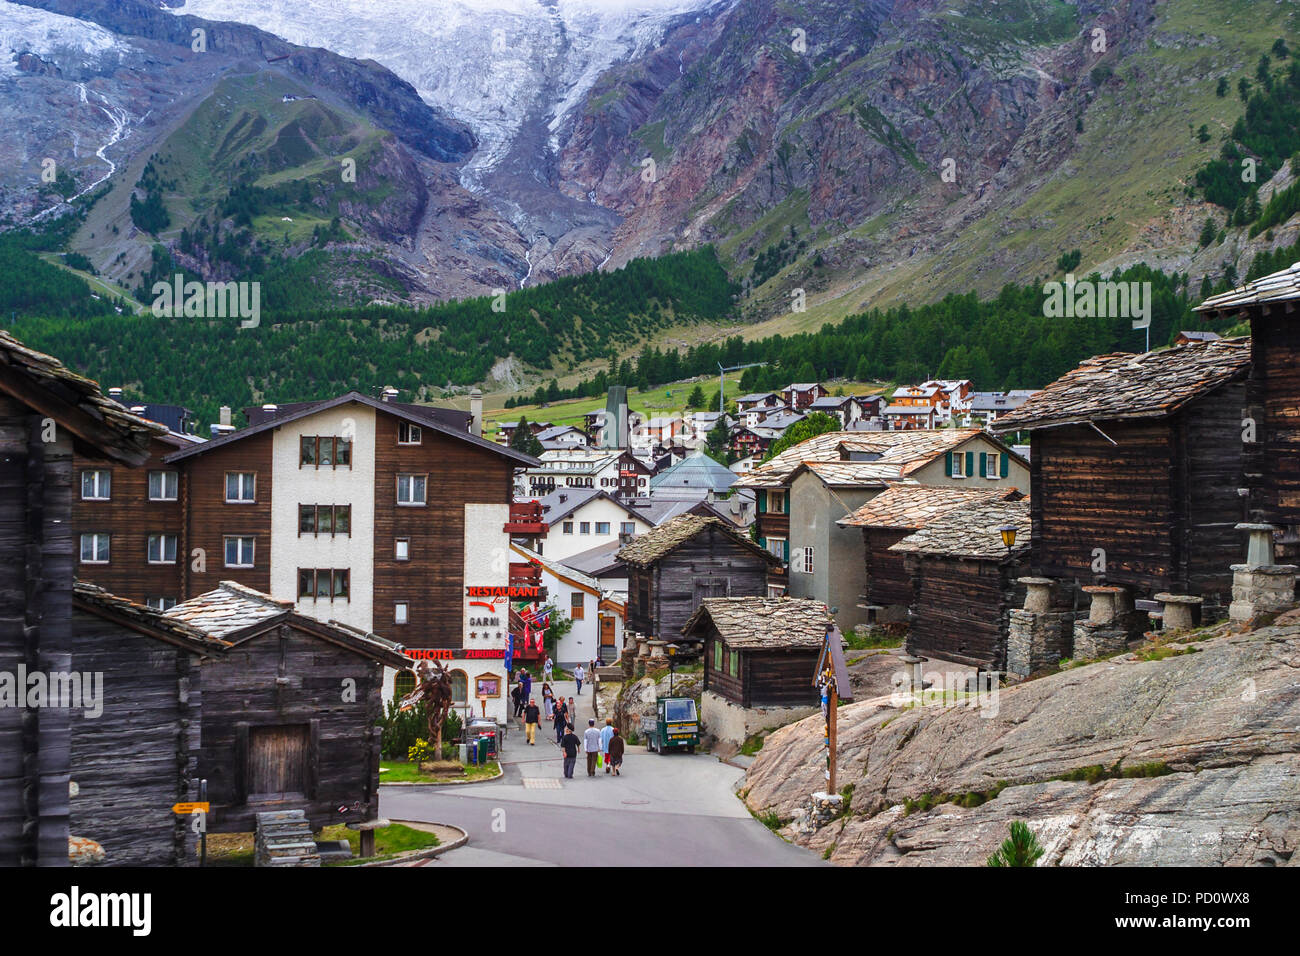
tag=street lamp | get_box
[998,525,1018,554]
[665,643,679,695]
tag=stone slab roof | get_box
[73,581,226,653]
[990,339,1250,433]
[839,485,1023,529]
[681,597,832,648]
[734,428,984,488]
[889,499,1031,561]
[616,514,778,568]
[1196,261,1300,317]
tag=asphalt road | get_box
[381,679,822,867]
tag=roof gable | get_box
[682,597,831,647]
[617,514,779,568]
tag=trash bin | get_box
[458,743,468,764]
[467,740,478,765]
[477,736,490,764]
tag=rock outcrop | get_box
[742,624,1300,866]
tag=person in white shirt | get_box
[582,718,602,776]
[599,718,615,774]
[574,663,585,695]
[543,656,554,681]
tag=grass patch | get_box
[321,822,439,865]
[1055,760,1172,784]
[843,628,905,651]
[739,732,767,757]
[755,809,784,831]
[902,780,1010,816]
[381,758,499,783]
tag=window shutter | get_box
[759,536,767,550]
[945,451,953,476]
[783,540,790,562]
[979,453,987,478]
[966,451,975,477]
[757,491,766,513]
[1000,453,1009,478]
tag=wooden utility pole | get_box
[827,673,838,794]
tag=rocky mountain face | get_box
[741,620,1300,866]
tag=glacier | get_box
[0,0,134,76]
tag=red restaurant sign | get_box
[467,585,541,599]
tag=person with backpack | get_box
[607,727,625,776]
[552,697,568,745]
[599,717,615,774]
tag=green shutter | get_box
[1000,452,1009,478]
[759,536,767,550]
[783,540,790,562]
[966,451,975,477]
[783,493,790,514]
[978,453,987,478]
[945,451,953,476]
[757,490,766,513]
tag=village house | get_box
[519,448,652,499]
[735,429,1029,629]
[890,498,1031,671]
[535,424,591,451]
[734,391,782,414]
[781,383,829,409]
[633,415,690,452]
[649,449,739,500]
[0,330,162,866]
[530,487,654,562]
[70,583,222,866]
[619,514,781,653]
[163,582,409,834]
[685,597,832,747]
[990,339,1251,624]
[964,390,1037,427]
[510,544,626,666]
[1173,330,1222,346]
[687,410,731,444]
[839,483,1024,625]
[805,394,865,428]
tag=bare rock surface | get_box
[742,625,1300,866]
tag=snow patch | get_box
[0,0,132,76]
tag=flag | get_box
[504,632,514,672]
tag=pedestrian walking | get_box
[574,663,585,695]
[607,727,624,776]
[521,670,532,702]
[543,656,554,682]
[599,717,615,774]
[541,682,554,717]
[583,718,602,776]
[524,698,540,746]
[567,697,576,728]
[552,698,569,744]
[510,682,523,718]
[560,724,580,778]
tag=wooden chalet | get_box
[990,339,1251,612]
[839,484,1024,624]
[1198,266,1300,561]
[685,597,829,709]
[163,581,409,833]
[71,583,224,866]
[0,330,162,866]
[890,498,1031,670]
[617,514,780,651]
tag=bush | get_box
[381,698,464,759]
[987,821,1045,867]
[408,738,434,763]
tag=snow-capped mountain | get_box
[0,0,134,76]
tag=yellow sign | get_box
[172,802,209,814]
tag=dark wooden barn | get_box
[163,581,409,833]
[0,331,161,866]
[891,498,1030,670]
[840,485,1023,624]
[685,597,829,708]
[70,583,223,866]
[991,340,1251,613]
[617,514,780,651]
[1198,268,1300,561]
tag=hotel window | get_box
[579,522,590,534]
[225,472,256,503]
[595,522,610,535]
[80,533,110,564]
[620,522,635,535]
[449,669,467,701]
[148,470,178,501]
[224,536,255,568]
[299,504,351,536]
[397,473,427,506]
[394,602,409,625]
[146,597,177,611]
[301,436,352,469]
[766,536,787,561]
[81,470,111,500]
[394,669,417,700]
[562,522,574,535]
[395,538,410,561]
[398,421,422,445]
[571,590,585,621]
[147,534,178,564]
[298,569,350,600]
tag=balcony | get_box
[504,501,548,536]
[509,561,543,588]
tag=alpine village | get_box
[2,0,1300,881]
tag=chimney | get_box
[381,386,398,403]
[107,387,124,401]
[262,403,278,415]
[219,406,232,427]
[210,423,235,439]
[470,387,483,437]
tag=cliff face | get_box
[742,622,1300,866]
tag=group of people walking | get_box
[509,666,624,778]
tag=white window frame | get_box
[148,470,179,501]
[562,522,574,534]
[950,455,966,478]
[766,536,786,560]
[225,472,256,503]
[398,421,422,445]
[620,522,635,535]
[595,522,610,535]
[147,533,178,565]
[81,470,111,501]
[146,596,177,611]
[396,473,427,506]
[80,533,110,564]
[984,452,1000,477]
[223,535,255,568]
[395,538,410,561]
[394,601,410,625]
[579,522,591,535]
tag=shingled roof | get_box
[888,499,1030,561]
[838,484,1023,529]
[733,429,984,489]
[616,514,779,568]
[1196,261,1300,317]
[72,581,226,654]
[0,330,164,465]
[681,597,832,648]
[989,339,1250,434]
